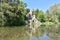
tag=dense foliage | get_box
[0,0,60,26]
[0,0,27,26]
[32,3,60,23]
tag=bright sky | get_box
[23,0,60,11]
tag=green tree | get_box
[45,10,54,22]
[0,0,27,26]
[49,3,60,22]
[58,14,60,22]
[38,10,45,22]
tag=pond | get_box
[26,25,60,40]
[0,25,60,40]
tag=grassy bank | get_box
[42,22,60,25]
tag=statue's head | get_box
[29,10,32,14]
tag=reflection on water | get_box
[39,33,50,40]
[30,33,50,40]
[28,25,60,40]
[0,25,60,40]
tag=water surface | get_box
[0,25,60,40]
